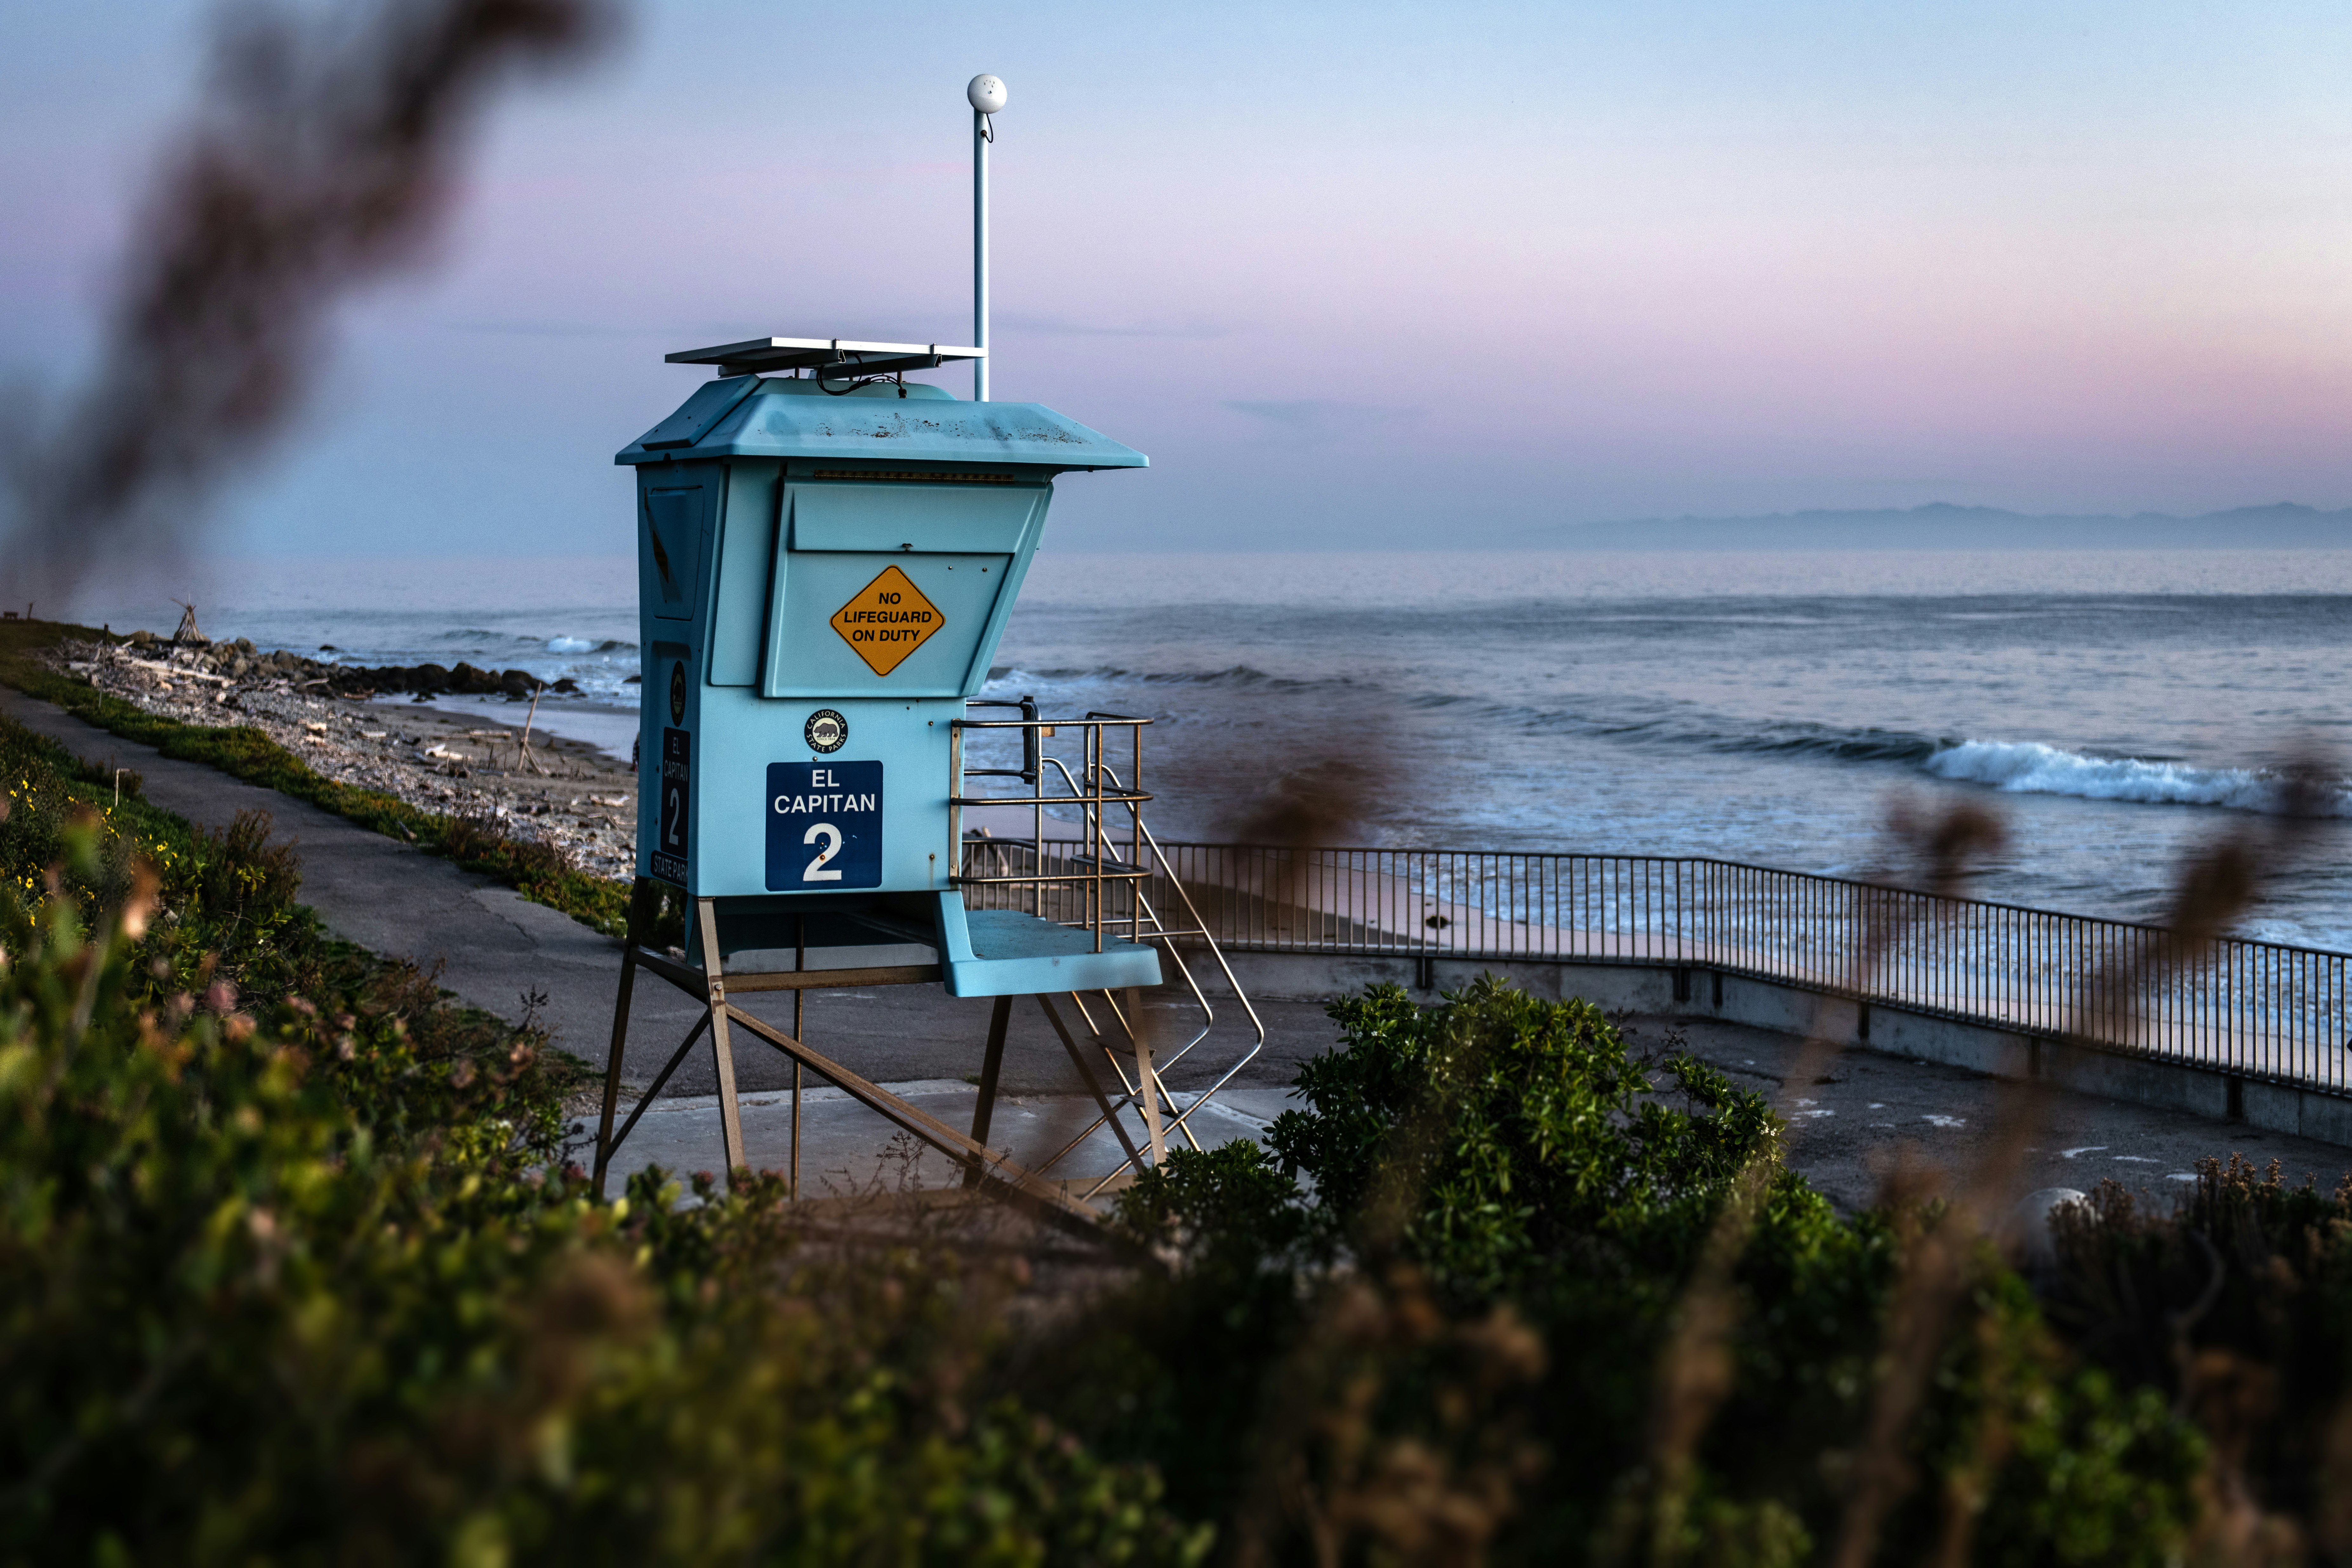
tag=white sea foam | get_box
[545,635,595,653]
[1924,740,2344,814]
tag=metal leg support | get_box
[1127,984,1166,1163]
[792,915,804,1200]
[1036,993,1148,1172]
[592,945,638,1201]
[963,994,1014,1188]
[697,899,747,1184]
[599,1013,710,1181]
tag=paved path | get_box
[1651,1016,2352,1213]
[15,686,2349,1215]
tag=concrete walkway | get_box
[14,685,2349,1215]
[1657,1015,2352,1213]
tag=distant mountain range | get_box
[1543,502,2352,550]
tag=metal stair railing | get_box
[949,709,1265,1195]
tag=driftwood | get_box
[123,655,232,687]
[516,682,553,776]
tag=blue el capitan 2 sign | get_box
[766,761,883,889]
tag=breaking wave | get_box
[1709,724,1943,764]
[1923,740,2348,815]
[984,659,2345,819]
[987,663,1349,695]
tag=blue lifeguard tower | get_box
[592,337,1258,1222]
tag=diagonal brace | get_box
[596,1012,712,1186]
[1035,994,1149,1171]
[719,1004,1103,1230]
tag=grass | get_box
[0,616,636,937]
[0,697,603,1110]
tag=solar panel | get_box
[666,336,986,379]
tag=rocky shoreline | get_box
[38,634,642,881]
[119,627,612,701]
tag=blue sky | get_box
[6,0,2352,556]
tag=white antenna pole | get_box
[973,108,987,402]
[967,75,1006,402]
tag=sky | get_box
[5,0,2352,558]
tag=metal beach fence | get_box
[998,844,2352,1099]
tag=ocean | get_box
[65,548,2352,953]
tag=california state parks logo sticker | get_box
[804,709,848,754]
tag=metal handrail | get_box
[1117,843,2352,1099]
[949,711,1150,950]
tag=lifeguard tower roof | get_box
[617,334,1148,473]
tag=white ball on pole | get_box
[968,76,1004,401]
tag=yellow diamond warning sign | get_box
[831,565,945,676]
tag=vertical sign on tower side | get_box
[652,728,691,886]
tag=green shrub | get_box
[1267,978,1780,1291]
[1050,978,2209,1564]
